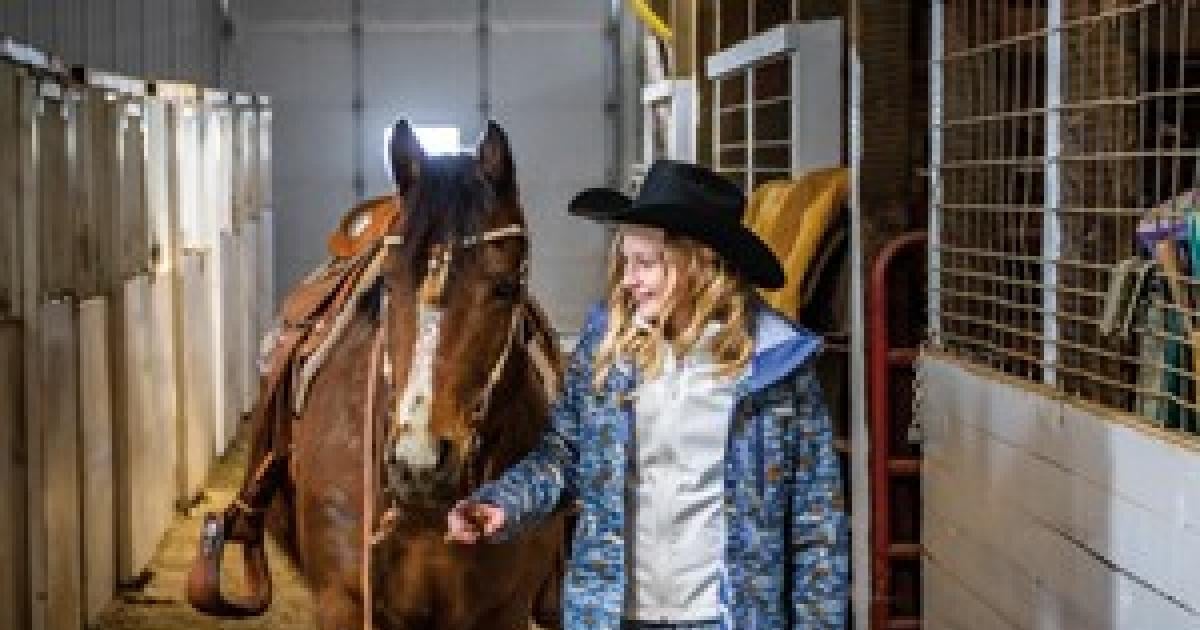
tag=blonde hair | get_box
[592,229,754,389]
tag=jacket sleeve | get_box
[468,311,599,541]
[788,365,850,628]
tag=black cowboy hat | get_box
[569,159,785,289]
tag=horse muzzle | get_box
[386,435,460,495]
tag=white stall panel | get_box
[238,222,258,413]
[257,210,276,336]
[112,275,158,579]
[35,299,82,630]
[147,272,178,539]
[179,250,216,498]
[78,297,114,625]
[220,231,245,444]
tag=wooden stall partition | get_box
[179,250,216,499]
[143,97,180,540]
[35,78,76,299]
[158,81,216,504]
[77,297,115,625]
[30,299,83,630]
[1,63,22,320]
[145,271,178,542]
[202,95,237,454]
[238,219,258,412]
[0,321,27,630]
[256,99,274,331]
[110,274,159,580]
[220,229,245,441]
[257,209,275,344]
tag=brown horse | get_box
[187,121,568,629]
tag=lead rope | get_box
[361,290,389,630]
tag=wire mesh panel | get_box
[709,15,843,192]
[932,0,1200,434]
[936,1,1048,382]
[713,52,795,191]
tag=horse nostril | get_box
[436,438,454,472]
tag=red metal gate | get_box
[869,231,926,630]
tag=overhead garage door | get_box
[241,0,616,330]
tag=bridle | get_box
[360,223,535,630]
[380,223,530,492]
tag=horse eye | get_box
[492,278,521,301]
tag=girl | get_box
[447,160,848,629]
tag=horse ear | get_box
[476,121,516,194]
[388,119,424,196]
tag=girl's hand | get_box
[445,500,506,544]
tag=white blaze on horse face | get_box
[391,304,443,471]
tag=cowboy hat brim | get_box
[569,188,785,289]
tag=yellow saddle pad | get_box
[745,168,849,317]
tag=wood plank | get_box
[90,99,121,294]
[111,275,157,579]
[39,299,82,630]
[21,76,45,630]
[37,94,74,297]
[147,271,178,541]
[0,322,27,630]
[923,558,1018,630]
[0,64,19,319]
[924,416,1200,629]
[178,251,215,499]
[74,93,99,298]
[220,231,244,439]
[78,297,114,625]
[119,102,148,279]
[258,210,275,333]
[924,356,1200,614]
[208,237,232,455]
[239,222,258,413]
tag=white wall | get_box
[238,0,621,331]
[919,355,1200,629]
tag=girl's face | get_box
[618,226,670,319]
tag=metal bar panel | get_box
[847,1,869,626]
[932,0,1200,431]
[930,0,945,346]
[1043,0,1063,386]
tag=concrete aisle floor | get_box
[95,438,318,629]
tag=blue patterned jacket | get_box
[473,302,848,629]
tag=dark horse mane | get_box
[397,155,502,286]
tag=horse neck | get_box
[477,345,548,477]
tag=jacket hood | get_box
[580,299,822,394]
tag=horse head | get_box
[383,119,531,500]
